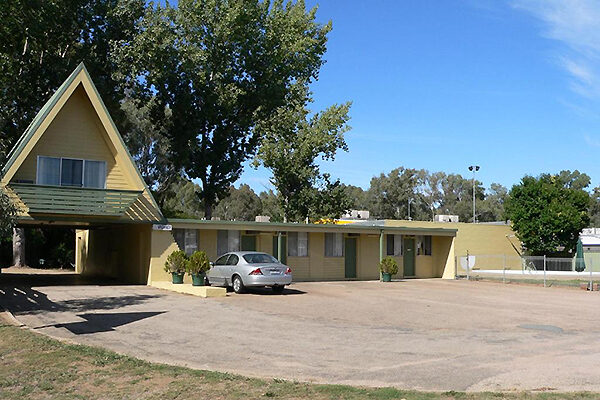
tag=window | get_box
[215,254,229,265]
[217,230,240,256]
[243,253,278,264]
[36,156,106,188]
[84,160,107,188]
[417,235,432,256]
[324,233,343,257]
[386,234,403,256]
[37,157,61,185]
[61,158,83,186]
[288,232,308,257]
[173,229,198,256]
[226,254,239,265]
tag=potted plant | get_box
[187,250,211,286]
[164,250,188,284]
[379,256,399,282]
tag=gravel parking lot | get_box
[2,274,600,392]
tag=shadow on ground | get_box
[34,311,166,334]
[241,286,306,296]
[0,285,162,316]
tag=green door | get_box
[241,235,256,251]
[403,237,415,276]
[345,237,357,279]
[272,235,287,264]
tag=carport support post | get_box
[379,230,384,282]
[277,231,283,262]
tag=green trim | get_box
[167,218,457,236]
[2,63,86,178]
[15,214,160,226]
[79,66,164,220]
[1,63,164,222]
[10,183,142,217]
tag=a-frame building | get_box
[1,63,163,283]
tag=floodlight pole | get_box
[468,165,480,223]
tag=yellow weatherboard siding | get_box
[384,220,519,257]
[2,63,162,223]
[13,86,128,189]
[152,222,460,283]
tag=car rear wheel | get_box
[232,275,245,294]
[272,285,285,294]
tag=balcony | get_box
[8,183,143,217]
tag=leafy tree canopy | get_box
[214,184,263,221]
[114,0,332,219]
[254,83,352,222]
[505,171,591,256]
[0,0,145,164]
[0,188,17,241]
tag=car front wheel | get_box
[232,275,245,294]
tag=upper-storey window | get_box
[37,156,106,189]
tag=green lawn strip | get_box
[0,323,595,400]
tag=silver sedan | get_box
[207,251,292,294]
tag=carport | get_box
[1,63,163,284]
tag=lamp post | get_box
[468,165,480,223]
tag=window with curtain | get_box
[61,158,83,186]
[36,156,106,188]
[217,230,240,256]
[173,229,198,256]
[386,234,402,256]
[84,160,106,188]
[324,233,343,257]
[37,156,61,185]
[288,232,308,257]
[417,235,432,256]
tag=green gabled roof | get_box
[2,63,86,178]
[0,62,165,222]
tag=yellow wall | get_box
[77,224,151,284]
[154,225,457,282]
[13,86,129,189]
[8,81,162,223]
[385,220,519,257]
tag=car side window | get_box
[227,254,239,265]
[215,255,229,265]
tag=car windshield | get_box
[243,253,279,264]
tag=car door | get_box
[224,254,240,285]
[210,254,230,286]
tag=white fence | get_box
[457,254,600,288]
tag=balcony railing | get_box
[8,183,143,217]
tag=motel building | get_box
[0,64,518,285]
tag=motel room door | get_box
[403,237,415,276]
[345,237,357,279]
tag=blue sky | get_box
[240,0,600,193]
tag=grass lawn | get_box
[0,322,597,400]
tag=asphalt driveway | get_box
[2,273,600,392]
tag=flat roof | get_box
[167,218,457,236]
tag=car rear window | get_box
[243,253,278,264]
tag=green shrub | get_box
[186,251,211,275]
[379,256,399,275]
[164,250,188,274]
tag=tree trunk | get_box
[204,202,213,221]
[12,227,26,267]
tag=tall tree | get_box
[254,84,351,222]
[505,173,591,256]
[162,180,204,219]
[259,190,284,222]
[214,184,262,221]
[114,0,332,219]
[367,167,425,220]
[0,189,16,241]
[0,0,145,164]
